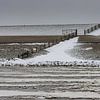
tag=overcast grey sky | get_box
[0,0,100,25]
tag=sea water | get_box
[0,24,95,36]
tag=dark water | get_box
[0,24,95,36]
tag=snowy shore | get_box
[0,29,100,66]
[0,29,100,99]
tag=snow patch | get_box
[89,29,100,36]
[26,37,80,63]
[0,90,100,98]
[85,47,93,51]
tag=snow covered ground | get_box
[0,90,100,98]
[89,29,100,36]
[0,29,99,66]
[0,37,88,66]
[0,65,100,99]
[0,29,100,66]
[2,43,47,45]
[0,29,100,99]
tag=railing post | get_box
[91,27,93,32]
[84,30,86,35]
[68,34,70,39]
[39,45,42,50]
[18,54,20,58]
[98,24,100,28]
[48,42,50,47]
[87,29,89,33]
[43,43,46,49]
[94,25,97,30]
[75,29,77,36]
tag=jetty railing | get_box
[84,24,100,35]
[62,29,77,40]
[18,29,78,59]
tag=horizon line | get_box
[0,23,98,27]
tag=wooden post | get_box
[94,25,96,30]
[36,47,38,52]
[32,47,37,53]
[75,29,77,36]
[48,42,50,47]
[43,43,46,49]
[36,47,39,52]
[71,33,73,38]
[26,51,29,57]
[87,29,90,33]
[91,27,93,32]
[73,33,75,37]
[31,48,33,53]
[98,24,100,28]
[18,55,20,58]
[95,25,98,30]
[67,34,70,40]
[84,30,86,35]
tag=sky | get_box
[0,0,100,25]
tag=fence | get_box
[18,29,78,59]
[62,29,77,39]
[84,24,100,35]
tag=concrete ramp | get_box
[78,35,100,43]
